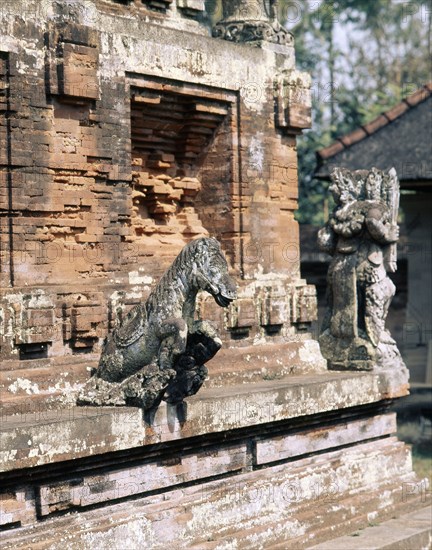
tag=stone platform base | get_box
[0,371,427,549]
[310,506,432,550]
[0,339,326,416]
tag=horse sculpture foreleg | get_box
[112,317,188,411]
[156,317,188,371]
[191,320,221,342]
[163,320,222,404]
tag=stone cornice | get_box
[213,19,293,45]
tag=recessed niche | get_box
[140,0,174,13]
[18,343,49,360]
[130,85,230,239]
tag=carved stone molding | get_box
[59,43,100,100]
[177,0,205,16]
[213,0,293,45]
[141,0,174,12]
[275,70,312,132]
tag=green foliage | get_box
[288,0,432,225]
[204,1,430,225]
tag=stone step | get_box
[307,505,432,550]
[190,484,426,549]
[0,341,320,391]
[0,361,94,413]
[1,390,76,416]
[0,372,406,473]
[267,492,429,550]
[0,440,425,549]
[0,362,93,395]
[0,354,99,372]
[0,341,325,413]
[205,341,326,387]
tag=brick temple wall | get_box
[0,0,322,390]
[0,5,424,548]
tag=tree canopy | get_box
[205,1,431,224]
[280,0,431,224]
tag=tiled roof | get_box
[318,83,432,161]
[314,83,432,185]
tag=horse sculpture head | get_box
[190,237,237,307]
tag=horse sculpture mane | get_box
[146,237,221,315]
[77,237,237,414]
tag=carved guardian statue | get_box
[77,238,237,411]
[318,167,407,372]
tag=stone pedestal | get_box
[1,370,428,548]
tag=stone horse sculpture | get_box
[77,237,237,412]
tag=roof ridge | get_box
[318,83,432,160]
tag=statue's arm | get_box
[366,207,399,244]
[317,223,336,255]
